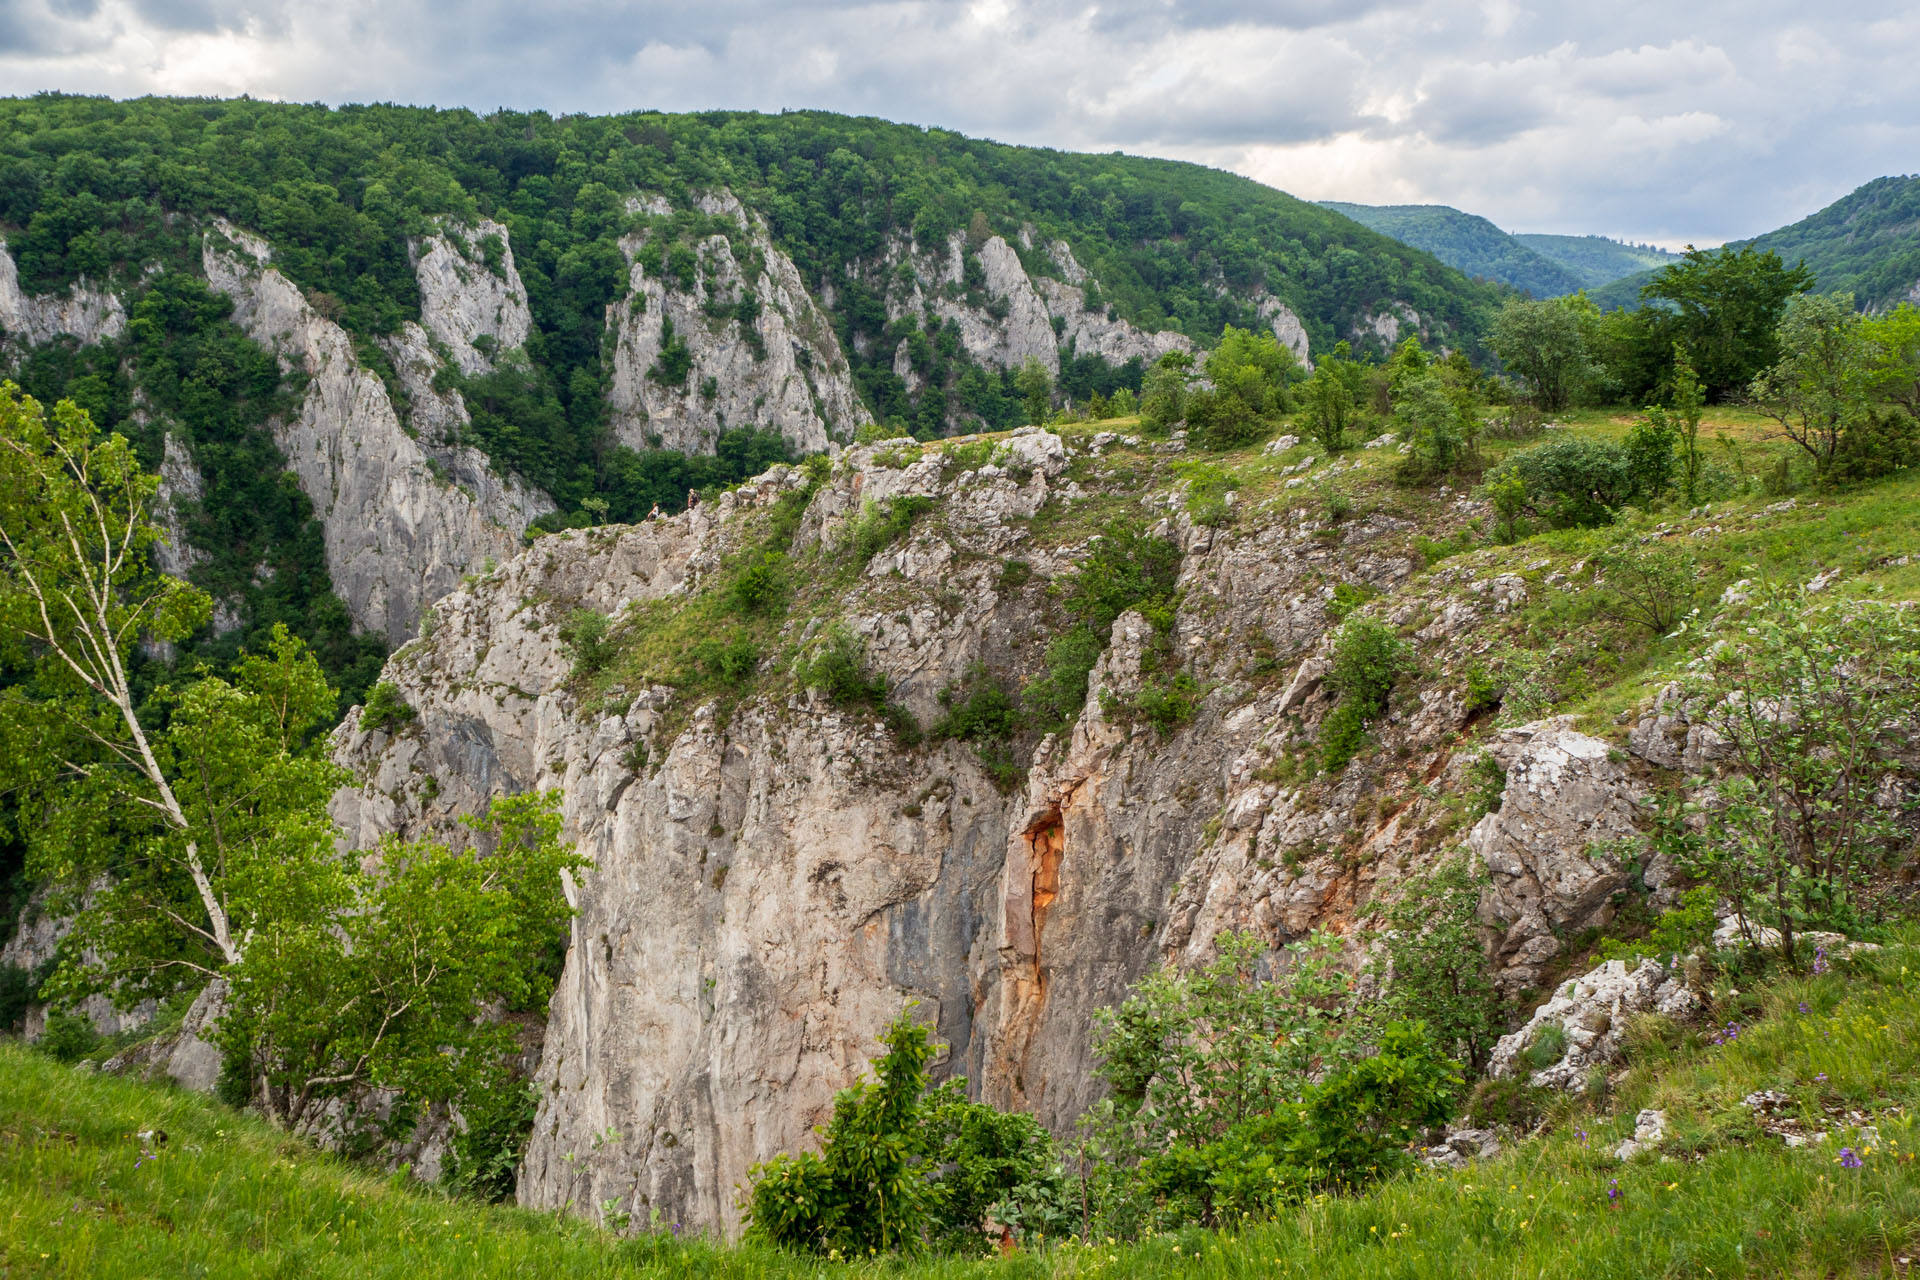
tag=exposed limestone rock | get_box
[1489,957,1695,1091]
[1034,241,1193,370]
[604,192,868,455]
[153,431,207,580]
[0,238,126,349]
[409,219,533,375]
[1615,1108,1667,1161]
[1253,295,1311,364]
[1421,1125,1502,1168]
[1471,718,1647,990]
[1353,302,1420,351]
[202,220,534,644]
[323,428,1526,1238]
[1,891,154,1041]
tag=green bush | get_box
[729,550,789,615]
[1490,438,1633,528]
[1059,518,1182,636]
[442,1078,537,1204]
[693,635,761,688]
[745,1012,1052,1257]
[1107,671,1205,736]
[360,680,417,734]
[1591,542,1698,634]
[1377,855,1507,1074]
[1319,615,1411,772]
[39,1009,101,1063]
[1465,1076,1552,1130]
[557,608,615,679]
[799,627,922,744]
[849,496,936,568]
[1022,626,1104,734]
[1523,1022,1569,1071]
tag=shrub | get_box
[443,1078,538,1204]
[1676,591,1920,963]
[798,626,888,708]
[39,1008,100,1063]
[1601,885,1716,965]
[849,495,936,568]
[1482,467,1528,543]
[693,635,761,688]
[1059,518,1181,636]
[1022,626,1104,733]
[1490,438,1633,528]
[1591,542,1698,634]
[361,680,417,733]
[1523,1022,1569,1071]
[1622,413,1678,501]
[729,550,788,615]
[1377,855,1507,1074]
[1465,1077,1551,1130]
[934,666,1019,743]
[1107,670,1204,736]
[745,1012,1052,1257]
[1319,615,1410,772]
[557,608,615,678]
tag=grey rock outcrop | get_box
[0,238,126,349]
[1,891,154,1041]
[605,191,868,455]
[202,221,539,644]
[409,219,533,375]
[1489,957,1695,1091]
[1471,718,1647,990]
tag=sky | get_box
[1,0,1916,248]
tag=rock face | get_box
[327,427,1511,1238]
[1488,957,1695,1092]
[0,892,153,1042]
[409,219,534,375]
[202,221,544,644]
[1470,719,1647,991]
[604,190,869,455]
[0,238,126,349]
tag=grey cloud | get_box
[2,0,1918,246]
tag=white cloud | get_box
[0,0,1915,245]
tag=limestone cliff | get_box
[605,191,870,455]
[325,424,1664,1237]
[0,238,126,350]
[202,221,548,644]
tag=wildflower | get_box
[1798,1002,1810,1014]
[1838,1148,1863,1169]
[1813,946,1829,975]
[1576,1129,1589,1145]
[1815,1072,1829,1083]
[1608,1179,1621,1203]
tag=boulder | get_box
[1489,957,1695,1092]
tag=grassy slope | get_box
[6,936,1919,1278]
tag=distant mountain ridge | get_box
[1590,175,1920,311]
[1511,234,1679,291]
[1319,202,1585,297]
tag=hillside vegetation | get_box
[1319,202,1585,297]
[1511,233,1679,290]
[1593,175,1920,312]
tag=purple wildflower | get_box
[1812,946,1829,975]
[1607,1179,1621,1203]
[1838,1148,1863,1169]
[1798,1002,1810,1014]
[1576,1129,1589,1146]
[1815,1072,1828,1084]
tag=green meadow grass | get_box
[7,938,1920,1278]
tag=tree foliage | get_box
[1679,590,1920,965]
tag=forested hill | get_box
[1318,201,1585,298]
[1592,175,1920,311]
[0,95,1505,700]
[1511,232,1678,290]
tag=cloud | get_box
[0,0,1916,245]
